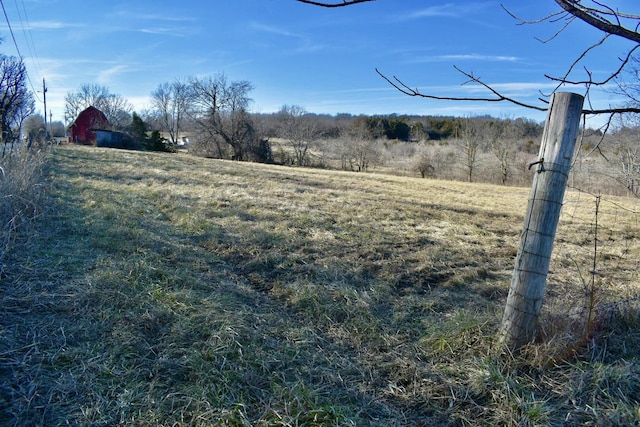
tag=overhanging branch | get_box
[585,106,640,115]
[299,1,640,118]
[554,0,640,43]
[375,67,548,111]
[545,44,640,86]
[376,67,640,116]
[295,0,373,7]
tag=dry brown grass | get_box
[1,144,638,426]
[0,145,47,276]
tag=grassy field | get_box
[1,144,639,426]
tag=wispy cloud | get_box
[250,23,304,39]
[405,53,521,65]
[109,9,196,23]
[103,8,197,36]
[406,4,458,19]
[97,64,129,85]
[440,54,519,62]
[397,2,494,22]
[249,23,325,56]
[320,87,395,95]
[135,14,196,23]
[23,20,84,30]
[137,27,183,35]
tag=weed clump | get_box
[0,145,46,274]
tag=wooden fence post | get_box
[499,91,584,350]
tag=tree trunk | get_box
[499,92,584,350]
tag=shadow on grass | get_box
[1,146,638,426]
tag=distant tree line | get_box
[59,71,547,162]
[56,72,640,196]
[56,77,550,181]
[0,51,634,194]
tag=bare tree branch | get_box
[295,0,373,7]
[376,67,640,116]
[545,35,609,90]
[554,0,640,43]
[301,1,640,117]
[585,106,640,115]
[545,44,640,86]
[375,67,548,111]
[501,4,566,26]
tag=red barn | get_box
[69,106,109,144]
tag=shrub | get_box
[146,130,175,152]
[414,153,435,178]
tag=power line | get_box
[0,0,42,102]
[0,0,21,56]
[14,0,43,79]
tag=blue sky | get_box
[0,1,636,126]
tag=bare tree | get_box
[484,119,518,185]
[414,152,435,178]
[606,123,640,196]
[0,54,34,153]
[150,80,191,147]
[617,142,640,196]
[104,102,133,131]
[64,83,133,130]
[189,74,257,161]
[456,117,483,183]
[339,119,380,171]
[276,105,320,166]
[64,83,108,124]
[613,55,640,112]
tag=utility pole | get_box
[42,77,48,137]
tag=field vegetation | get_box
[0,145,46,276]
[1,144,639,425]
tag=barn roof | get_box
[69,106,108,129]
[69,106,110,144]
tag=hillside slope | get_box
[1,145,638,426]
